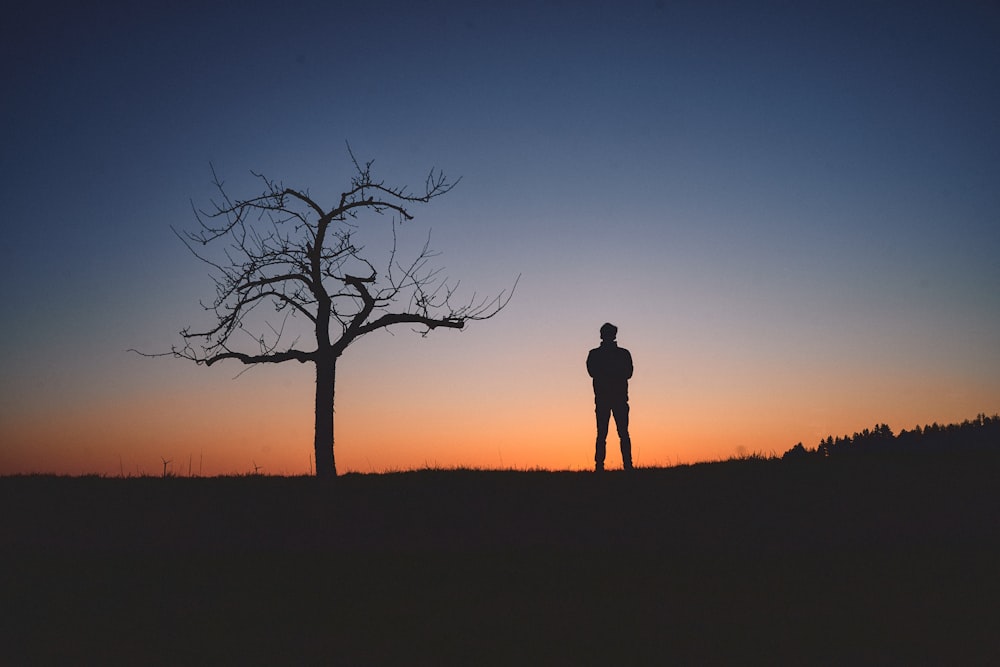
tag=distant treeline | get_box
[782,413,1000,460]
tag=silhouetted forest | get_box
[782,413,1000,461]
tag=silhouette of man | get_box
[586,322,633,472]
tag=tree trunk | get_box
[313,353,337,478]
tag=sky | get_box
[1,1,998,476]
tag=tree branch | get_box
[143,152,514,370]
[182,348,314,366]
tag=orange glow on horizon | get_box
[4,378,996,477]
[3,325,998,477]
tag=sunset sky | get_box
[2,1,998,476]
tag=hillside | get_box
[3,446,999,665]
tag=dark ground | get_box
[2,454,999,666]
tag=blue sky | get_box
[2,1,998,474]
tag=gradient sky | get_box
[2,1,998,475]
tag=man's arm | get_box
[624,349,633,379]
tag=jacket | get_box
[586,341,633,402]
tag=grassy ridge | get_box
[3,455,999,665]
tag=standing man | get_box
[586,322,633,472]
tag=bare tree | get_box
[146,149,515,477]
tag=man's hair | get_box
[600,322,617,340]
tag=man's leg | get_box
[595,402,611,471]
[612,401,632,470]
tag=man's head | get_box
[599,322,617,342]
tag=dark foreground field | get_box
[3,455,999,666]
